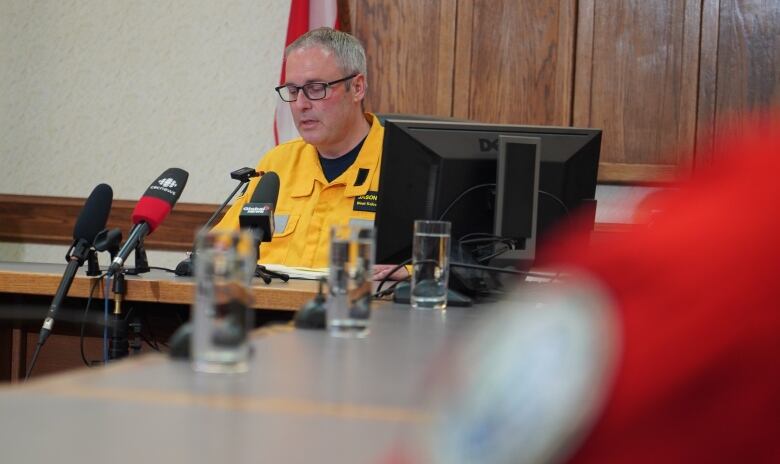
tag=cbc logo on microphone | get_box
[150,177,179,196]
[158,178,178,189]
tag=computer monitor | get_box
[374,117,602,266]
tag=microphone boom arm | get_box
[203,180,247,232]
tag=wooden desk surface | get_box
[0,261,318,311]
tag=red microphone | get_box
[108,168,189,275]
[131,195,175,232]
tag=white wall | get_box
[0,0,290,266]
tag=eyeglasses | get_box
[275,74,358,102]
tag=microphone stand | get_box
[125,238,150,275]
[109,272,129,360]
[27,239,93,380]
[92,227,134,361]
[249,228,289,284]
[175,167,259,277]
[255,264,290,284]
[86,249,101,277]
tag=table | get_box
[0,261,319,311]
[0,261,320,381]
[0,303,487,463]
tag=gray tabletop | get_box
[0,302,493,463]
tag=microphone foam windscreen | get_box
[73,183,113,242]
[131,196,172,233]
[250,171,280,205]
[142,167,189,207]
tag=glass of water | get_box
[327,224,373,338]
[191,229,256,373]
[411,220,451,310]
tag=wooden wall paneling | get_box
[0,194,217,251]
[436,2,458,116]
[679,0,705,169]
[715,0,780,114]
[597,162,683,184]
[572,0,596,125]
[574,0,702,183]
[696,0,721,166]
[337,0,352,33]
[0,325,13,381]
[697,0,780,165]
[556,0,577,126]
[573,0,596,125]
[350,0,457,116]
[454,0,577,125]
[453,0,475,119]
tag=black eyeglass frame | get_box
[275,73,359,102]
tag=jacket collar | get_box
[291,113,382,198]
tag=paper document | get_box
[263,264,329,280]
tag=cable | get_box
[539,189,569,215]
[475,244,513,264]
[374,258,412,297]
[459,232,498,240]
[458,234,504,245]
[437,183,495,221]
[141,311,162,351]
[103,275,112,364]
[374,279,406,299]
[457,233,518,265]
[450,261,527,276]
[28,276,98,379]
[80,274,105,367]
[149,266,177,273]
[452,261,558,280]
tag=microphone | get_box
[174,167,260,277]
[29,183,113,379]
[239,171,279,246]
[108,168,189,276]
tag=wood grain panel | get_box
[455,0,576,125]
[696,0,722,165]
[697,0,780,166]
[597,162,682,184]
[351,0,457,116]
[0,194,219,251]
[574,0,701,183]
[337,0,352,33]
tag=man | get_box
[216,27,397,278]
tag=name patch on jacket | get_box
[353,191,379,212]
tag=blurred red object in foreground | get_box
[544,113,780,464]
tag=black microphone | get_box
[108,168,189,276]
[239,171,280,246]
[29,183,113,379]
[174,167,260,277]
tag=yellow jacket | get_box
[214,113,384,268]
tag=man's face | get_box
[283,46,362,154]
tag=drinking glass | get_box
[327,224,374,338]
[191,229,255,373]
[411,220,451,310]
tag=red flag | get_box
[274,0,339,144]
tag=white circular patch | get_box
[427,275,619,464]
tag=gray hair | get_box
[285,27,367,85]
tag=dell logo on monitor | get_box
[479,138,500,152]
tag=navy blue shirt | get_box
[319,137,366,183]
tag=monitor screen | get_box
[374,117,601,266]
